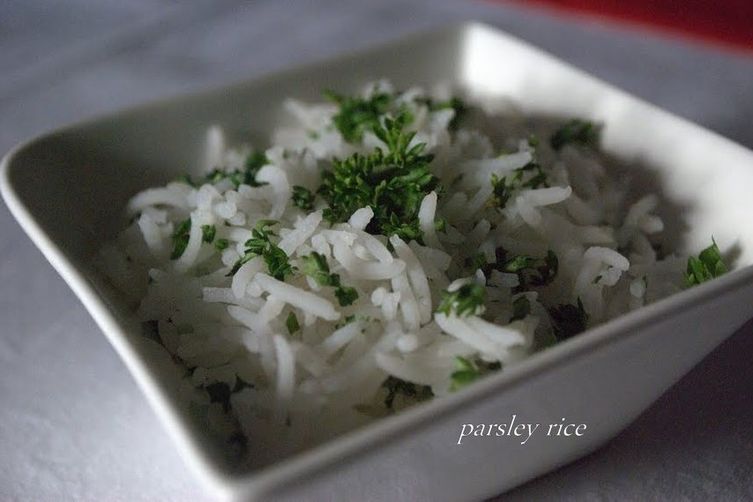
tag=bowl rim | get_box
[3,20,753,499]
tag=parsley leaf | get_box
[176,174,197,186]
[548,298,589,340]
[504,254,538,273]
[550,119,600,151]
[301,252,359,306]
[239,151,269,187]
[531,250,559,287]
[685,239,727,286]
[301,252,335,286]
[291,185,315,211]
[510,295,531,322]
[214,238,229,251]
[229,220,295,279]
[170,218,191,260]
[465,252,488,272]
[334,285,359,307]
[199,150,269,188]
[419,96,467,130]
[318,112,439,242]
[201,224,216,243]
[484,248,558,290]
[324,89,393,142]
[382,376,433,409]
[437,282,486,317]
[450,357,502,391]
[286,312,300,335]
[450,356,480,391]
[491,160,548,209]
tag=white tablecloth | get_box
[2,1,753,500]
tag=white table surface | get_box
[2,1,753,500]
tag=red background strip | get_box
[498,0,753,54]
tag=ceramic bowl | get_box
[3,22,753,501]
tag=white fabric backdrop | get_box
[1,1,753,500]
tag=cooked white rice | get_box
[97,80,689,461]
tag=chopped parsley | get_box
[484,248,559,289]
[301,252,359,306]
[334,314,357,330]
[201,224,216,243]
[419,96,467,130]
[334,285,359,307]
[301,252,331,285]
[450,356,480,391]
[229,220,295,279]
[291,185,315,211]
[491,160,548,209]
[214,238,229,251]
[685,239,727,286]
[437,282,486,317]
[550,119,600,151]
[181,150,269,188]
[317,112,440,242]
[510,295,531,321]
[548,298,589,340]
[465,252,488,272]
[450,357,502,391]
[170,218,191,260]
[324,89,393,142]
[239,151,269,187]
[286,312,300,335]
[530,250,559,287]
[382,376,433,409]
[503,254,538,273]
[177,174,196,187]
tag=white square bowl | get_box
[3,22,753,501]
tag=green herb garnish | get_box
[548,298,588,341]
[177,174,197,187]
[301,252,332,285]
[510,296,531,322]
[449,357,502,391]
[685,239,727,286]
[214,238,229,251]
[334,314,358,329]
[301,252,358,306]
[450,356,480,391]
[317,112,439,242]
[170,218,191,260]
[201,224,216,243]
[324,89,393,142]
[491,160,548,209]
[465,252,488,272]
[484,248,558,289]
[334,285,359,307]
[286,312,300,335]
[291,185,315,211]
[420,96,466,130]
[550,119,600,151]
[197,150,269,188]
[437,282,486,317]
[229,220,294,279]
[239,151,269,187]
[382,376,433,409]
